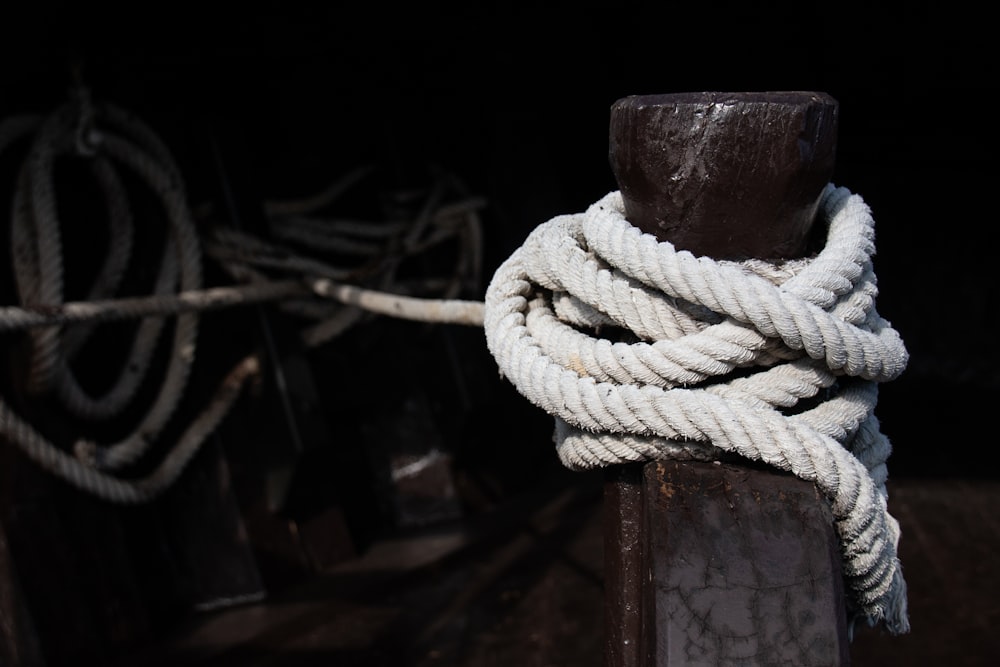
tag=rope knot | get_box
[483,185,910,634]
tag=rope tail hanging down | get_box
[482,186,910,636]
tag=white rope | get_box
[483,186,910,635]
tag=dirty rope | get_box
[483,187,910,635]
[0,100,259,503]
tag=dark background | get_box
[0,2,996,665]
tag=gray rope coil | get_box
[483,186,910,634]
[0,96,259,502]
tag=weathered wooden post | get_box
[603,91,849,666]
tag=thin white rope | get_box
[483,186,910,635]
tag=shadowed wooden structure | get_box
[603,91,851,666]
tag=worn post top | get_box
[608,91,838,259]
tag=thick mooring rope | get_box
[483,187,909,634]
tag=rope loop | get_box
[0,95,256,503]
[483,186,910,634]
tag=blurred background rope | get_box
[0,90,485,503]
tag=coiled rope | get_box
[483,187,909,634]
[0,95,269,503]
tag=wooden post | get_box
[603,92,851,666]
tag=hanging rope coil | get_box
[0,96,260,502]
[483,186,910,634]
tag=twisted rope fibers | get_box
[0,99,259,502]
[483,187,910,634]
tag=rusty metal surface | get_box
[608,92,837,260]
[644,460,848,666]
[603,464,650,667]
[603,90,850,665]
[604,459,850,666]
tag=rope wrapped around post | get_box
[483,186,910,634]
